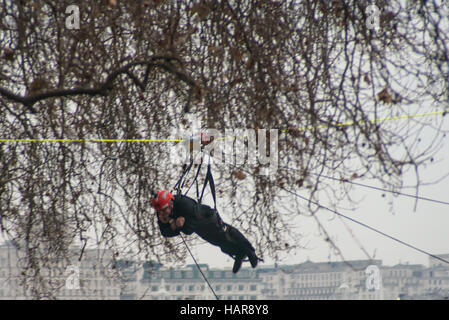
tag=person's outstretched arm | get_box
[157,218,180,237]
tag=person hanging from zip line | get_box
[152,188,260,273]
[153,130,261,273]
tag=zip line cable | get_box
[281,187,449,266]
[173,152,449,272]
[163,160,449,279]
[277,167,449,206]
[223,162,449,266]
[312,172,449,206]
[0,110,445,143]
[179,233,220,300]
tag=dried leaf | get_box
[153,0,164,6]
[191,3,211,20]
[286,138,295,148]
[28,78,48,95]
[287,127,300,137]
[246,58,255,70]
[208,45,221,53]
[381,11,396,24]
[1,48,14,61]
[377,87,393,104]
[363,73,371,85]
[233,171,246,180]
[193,85,203,101]
[229,77,243,87]
[378,87,402,104]
[231,47,244,61]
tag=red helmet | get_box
[152,190,174,211]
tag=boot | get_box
[233,255,244,273]
[247,249,259,268]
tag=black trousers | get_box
[219,223,255,258]
[194,205,255,258]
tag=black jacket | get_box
[157,194,256,259]
[157,194,224,245]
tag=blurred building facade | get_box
[0,241,121,299]
[1,241,448,300]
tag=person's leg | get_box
[225,225,254,250]
[195,206,260,272]
[222,224,259,269]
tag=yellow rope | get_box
[0,111,445,143]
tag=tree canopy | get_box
[0,0,448,298]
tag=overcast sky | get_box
[188,116,449,270]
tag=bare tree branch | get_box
[0,56,197,112]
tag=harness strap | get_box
[199,162,217,210]
[185,162,202,200]
[172,158,194,195]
